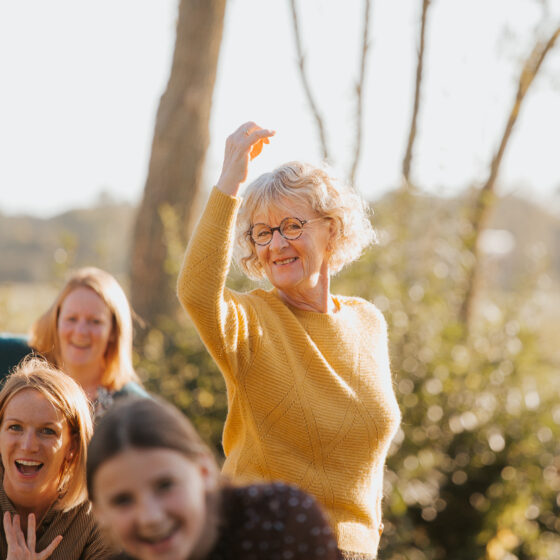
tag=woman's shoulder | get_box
[56,500,118,558]
[334,295,386,322]
[113,381,149,399]
[0,333,32,381]
[114,380,149,398]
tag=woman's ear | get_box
[326,217,338,255]
[65,437,78,464]
[198,455,219,492]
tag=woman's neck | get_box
[62,364,104,399]
[8,493,56,534]
[276,270,335,314]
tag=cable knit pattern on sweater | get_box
[177,187,400,555]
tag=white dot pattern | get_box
[208,483,339,560]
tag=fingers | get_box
[217,122,275,196]
[37,535,63,560]
[3,512,62,559]
[229,122,275,156]
[13,515,27,551]
[26,513,36,553]
[3,512,15,548]
[4,512,26,558]
[236,121,275,144]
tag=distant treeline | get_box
[0,193,558,290]
[0,203,135,283]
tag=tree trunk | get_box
[459,25,560,328]
[130,0,227,327]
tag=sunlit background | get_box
[1,1,559,559]
[1,0,559,216]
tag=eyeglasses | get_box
[248,217,323,246]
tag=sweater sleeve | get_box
[177,187,259,381]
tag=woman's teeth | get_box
[275,257,297,265]
[15,460,43,474]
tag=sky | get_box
[0,0,559,217]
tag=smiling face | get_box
[253,199,333,300]
[57,287,113,376]
[0,389,73,513]
[93,448,212,560]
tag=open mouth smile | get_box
[15,460,44,475]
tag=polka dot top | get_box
[209,483,339,560]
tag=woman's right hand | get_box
[216,122,275,196]
[3,513,63,560]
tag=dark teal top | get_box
[0,333,31,381]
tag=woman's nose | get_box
[21,430,39,451]
[269,229,289,250]
[137,495,166,528]
[75,320,89,334]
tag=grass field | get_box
[0,283,59,333]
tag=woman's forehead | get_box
[252,197,315,223]
[4,388,66,425]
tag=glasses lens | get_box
[251,224,272,245]
[280,218,304,240]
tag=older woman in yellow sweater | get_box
[178,122,400,559]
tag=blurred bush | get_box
[334,188,560,559]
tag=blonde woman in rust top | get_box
[177,122,401,559]
[0,357,113,559]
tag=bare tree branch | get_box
[459,23,560,328]
[349,0,372,188]
[288,0,331,162]
[402,0,431,187]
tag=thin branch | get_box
[349,0,372,188]
[459,23,560,328]
[402,0,431,187]
[288,0,331,162]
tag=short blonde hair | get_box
[29,267,139,391]
[235,162,375,279]
[0,357,94,512]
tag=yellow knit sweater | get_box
[178,187,401,555]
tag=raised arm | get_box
[177,123,274,378]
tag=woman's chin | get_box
[62,353,102,369]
